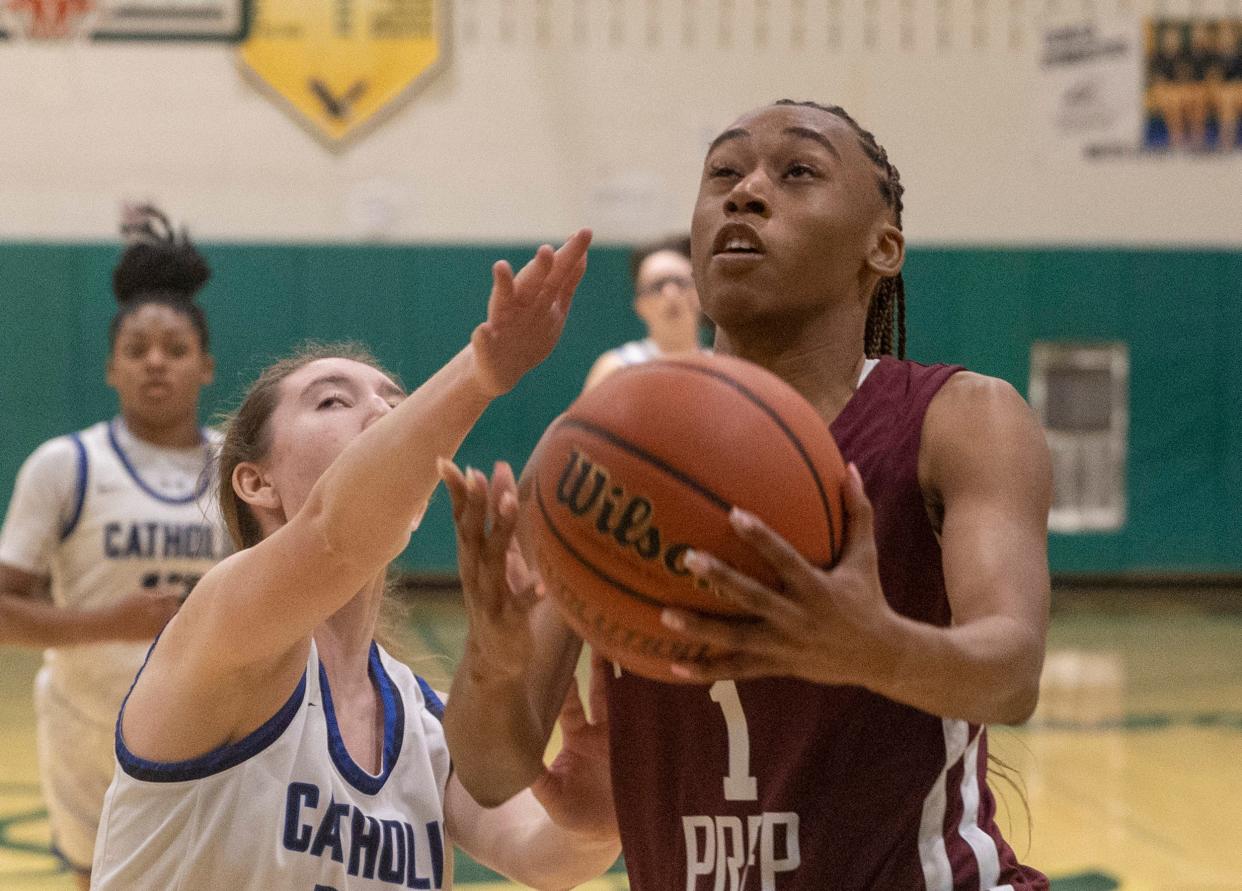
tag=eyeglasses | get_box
[637,274,695,297]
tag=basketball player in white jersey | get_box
[91,229,621,890]
[0,207,227,889]
[582,235,707,390]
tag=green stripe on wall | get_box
[1,243,1238,574]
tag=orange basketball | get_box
[521,352,847,683]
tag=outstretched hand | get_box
[440,458,542,682]
[471,229,592,397]
[530,654,617,842]
[660,463,897,685]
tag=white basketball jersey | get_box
[93,640,453,891]
[610,338,663,367]
[610,338,711,369]
[45,419,227,725]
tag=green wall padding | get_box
[2,243,1238,574]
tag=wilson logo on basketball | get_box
[555,448,692,578]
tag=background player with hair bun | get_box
[90,230,620,891]
[0,205,228,888]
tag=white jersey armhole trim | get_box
[115,639,308,783]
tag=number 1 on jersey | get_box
[710,680,757,801]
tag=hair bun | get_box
[112,205,211,306]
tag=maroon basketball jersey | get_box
[604,358,1048,891]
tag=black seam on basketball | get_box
[534,480,671,611]
[653,359,840,564]
[557,417,731,512]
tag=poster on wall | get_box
[1035,18,1145,161]
[1037,16,1242,159]
[238,0,447,148]
[1144,20,1242,152]
[0,0,250,41]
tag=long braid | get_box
[776,100,907,358]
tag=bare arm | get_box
[446,778,619,890]
[449,600,582,804]
[661,373,1051,726]
[183,345,499,670]
[0,563,179,646]
[871,374,1050,722]
[445,668,619,889]
[125,232,591,757]
[582,350,624,392]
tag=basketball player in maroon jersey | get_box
[442,100,1052,890]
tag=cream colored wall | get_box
[0,0,1239,244]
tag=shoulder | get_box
[584,350,627,391]
[18,432,92,482]
[860,357,963,416]
[924,371,1041,454]
[588,348,625,373]
[920,372,1050,501]
[927,370,1026,418]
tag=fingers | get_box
[681,548,796,621]
[728,507,818,584]
[440,458,487,594]
[461,466,489,549]
[488,259,515,319]
[840,463,876,561]
[508,243,555,306]
[660,607,767,656]
[442,458,540,614]
[438,458,469,524]
[558,674,588,732]
[443,460,486,543]
[502,229,591,317]
[555,250,590,318]
[548,229,591,282]
[547,228,592,313]
[484,461,519,560]
[504,536,543,603]
[668,652,767,684]
[480,462,527,606]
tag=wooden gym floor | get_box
[0,587,1238,889]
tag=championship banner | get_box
[239,0,447,147]
[0,0,250,42]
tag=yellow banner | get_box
[239,0,446,145]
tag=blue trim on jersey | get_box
[106,417,212,505]
[58,433,89,541]
[320,643,404,796]
[115,641,307,783]
[417,676,444,723]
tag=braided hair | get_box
[109,205,212,351]
[774,100,906,359]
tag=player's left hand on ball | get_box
[531,653,618,841]
[470,228,592,397]
[441,458,543,681]
[659,463,896,685]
